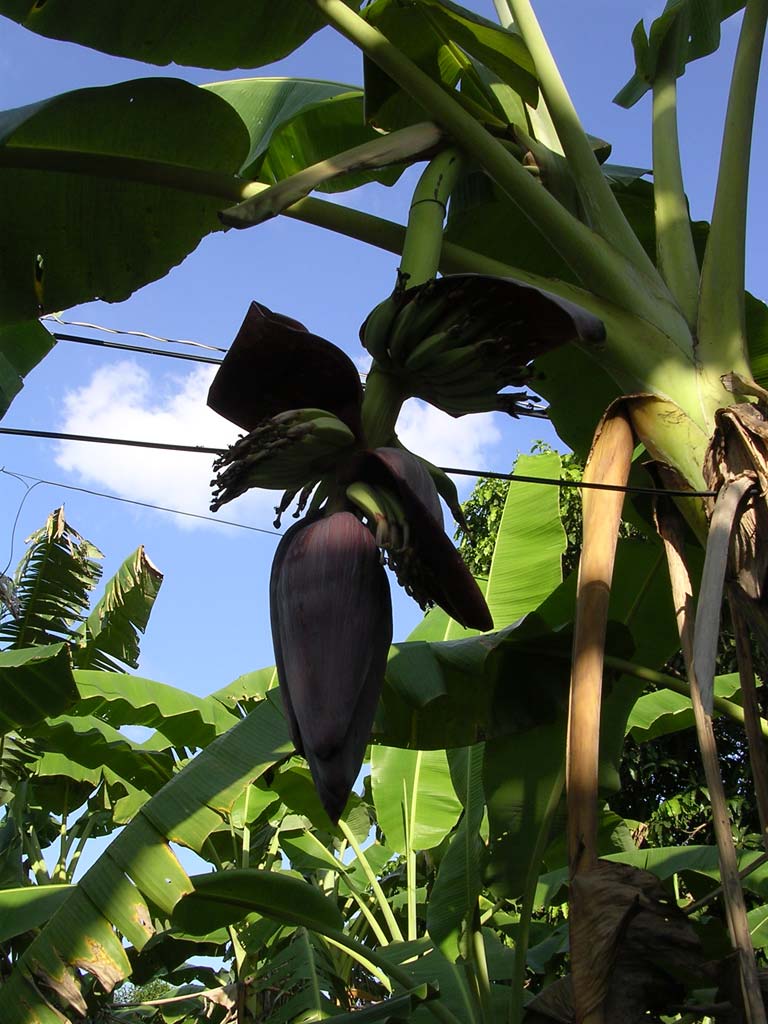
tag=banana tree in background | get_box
[0,0,767,1021]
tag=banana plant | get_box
[1,2,767,1022]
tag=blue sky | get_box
[0,2,765,697]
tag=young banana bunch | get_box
[361,274,605,417]
[210,408,355,511]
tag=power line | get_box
[42,315,227,353]
[48,327,371,379]
[440,466,716,498]
[0,426,224,456]
[53,332,223,366]
[0,426,718,497]
[0,467,282,537]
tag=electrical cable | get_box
[0,426,719,497]
[0,467,282,537]
[52,332,223,366]
[0,469,42,574]
[41,314,227,353]
[0,426,224,456]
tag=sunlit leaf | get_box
[614,0,746,108]
[0,319,55,419]
[371,746,462,852]
[0,79,248,324]
[75,546,163,671]
[0,643,77,734]
[0,2,346,69]
[173,869,345,935]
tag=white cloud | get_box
[54,365,503,530]
[55,360,281,529]
[353,352,372,375]
[396,399,502,474]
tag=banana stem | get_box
[361,366,408,449]
[23,825,51,885]
[0,140,668,337]
[405,778,418,942]
[308,0,669,319]
[467,909,492,1024]
[400,147,462,290]
[493,0,512,25]
[698,0,768,373]
[652,21,700,328]
[338,817,404,943]
[504,0,662,283]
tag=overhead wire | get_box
[41,314,227,353]
[52,332,223,366]
[0,467,282,537]
[0,469,43,574]
[0,426,718,497]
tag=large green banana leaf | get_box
[371,746,463,853]
[0,319,55,419]
[0,697,291,1020]
[0,75,409,329]
[535,845,768,909]
[361,0,536,132]
[627,671,742,742]
[615,0,746,108]
[74,670,239,748]
[173,869,344,935]
[29,713,174,792]
[0,883,73,943]
[0,644,77,735]
[74,546,163,671]
[0,509,103,649]
[206,80,404,191]
[0,79,248,325]
[426,744,486,959]
[409,451,566,642]
[0,2,348,68]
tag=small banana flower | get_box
[208,301,362,509]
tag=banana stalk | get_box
[567,406,634,1024]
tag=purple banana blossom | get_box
[209,301,493,818]
[271,511,392,823]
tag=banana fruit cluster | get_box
[210,407,355,511]
[360,274,605,417]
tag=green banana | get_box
[386,282,452,363]
[404,326,466,373]
[346,481,390,547]
[346,480,410,551]
[376,486,410,551]
[424,345,491,384]
[420,371,500,401]
[360,294,401,363]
